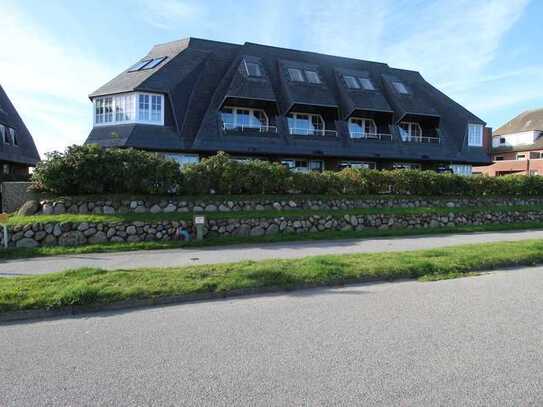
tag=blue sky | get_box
[1,0,542,156]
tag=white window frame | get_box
[450,164,473,176]
[399,121,422,141]
[0,124,6,144]
[343,75,360,89]
[468,123,483,147]
[304,70,321,84]
[393,81,409,94]
[358,77,375,90]
[287,68,304,82]
[348,117,377,139]
[281,158,324,173]
[166,153,200,167]
[287,112,325,136]
[221,106,269,130]
[93,92,164,127]
[516,153,527,160]
[339,161,376,170]
[9,128,17,146]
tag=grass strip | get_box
[1,239,543,313]
[8,204,543,225]
[0,221,542,260]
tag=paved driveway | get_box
[2,266,543,406]
[1,229,543,276]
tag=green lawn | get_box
[0,221,543,260]
[1,239,543,313]
[8,204,543,225]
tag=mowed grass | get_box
[1,221,543,260]
[1,239,543,313]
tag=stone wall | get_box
[37,195,543,215]
[1,182,37,213]
[4,209,543,248]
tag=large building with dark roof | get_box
[0,85,40,178]
[85,37,490,174]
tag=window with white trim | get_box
[358,78,375,90]
[338,161,376,170]
[393,81,409,94]
[94,93,164,126]
[287,68,304,82]
[348,118,377,139]
[450,164,472,176]
[468,123,483,146]
[344,75,360,89]
[9,128,17,146]
[0,124,6,144]
[517,154,526,160]
[304,70,321,84]
[287,113,325,136]
[399,122,422,141]
[240,60,262,77]
[281,159,323,173]
[393,162,421,170]
[220,107,269,130]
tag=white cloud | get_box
[0,3,115,156]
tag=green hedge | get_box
[31,145,543,196]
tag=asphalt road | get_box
[2,229,543,276]
[2,266,543,406]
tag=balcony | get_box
[221,122,278,136]
[401,135,440,144]
[398,127,440,144]
[350,132,393,142]
[288,127,338,137]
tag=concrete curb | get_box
[0,278,376,324]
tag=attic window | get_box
[241,60,262,77]
[359,78,375,90]
[128,57,167,72]
[304,70,321,84]
[393,81,409,94]
[344,75,360,89]
[288,68,304,82]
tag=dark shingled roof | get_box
[0,85,40,166]
[86,37,490,165]
[494,108,543,136]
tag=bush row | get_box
[31,145,543,197]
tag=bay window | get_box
[93,92,164,126]
[349,118,377,138]
[287,112,325,136]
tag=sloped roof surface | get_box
[0,85,40,166]
[494,108,543,136]
[85,37,490,165]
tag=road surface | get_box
[1,229,543,276]
[2,266,543,406]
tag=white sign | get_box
[194,216,206,225]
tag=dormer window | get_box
[241,59,262,77]
[221,107,269,130]
[93,92,164,126]
[393,81,409,94]
[468,123,483,146]
[127,56,167,72]
[9,128,17,145]
[399,121,422,141]
[304,70,321,84]
[349,118,377,139]
[287,112,325,136]
[288,68,304,82]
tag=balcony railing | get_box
[350,132,393,142]
[222,123,278,135]
[289,127,338,137]
[401,135,440,144]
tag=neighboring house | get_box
[0,85,40,178]
[85,38,490,175]
[474,108,543,176]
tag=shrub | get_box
[31,145,181,195]
[31,147,543,197]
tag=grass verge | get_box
[0,221,543,260]
[9,204,543,225]
[1,239,543,313]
